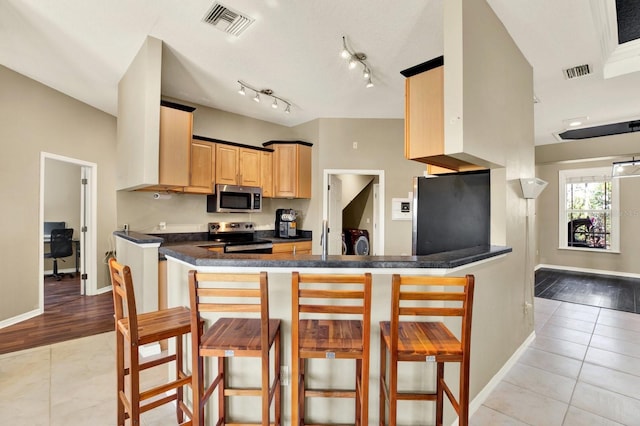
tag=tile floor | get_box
[1,297,639,425]
[472,297,640,426]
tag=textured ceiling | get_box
[1,0,639,146]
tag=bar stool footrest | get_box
[305,388,357,398]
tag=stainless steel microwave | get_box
[207,184,262,213]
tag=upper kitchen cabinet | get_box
[215,144,262,187]
[184,138,215,194]
[260,151,274,198]
[264,141,312,199]
[402,57,483,172]
[153,103,192,189]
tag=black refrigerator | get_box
[412,170,490,255]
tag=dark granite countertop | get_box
[159,244,511,269]
[113,230,164,245]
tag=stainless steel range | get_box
[208,222,273,254]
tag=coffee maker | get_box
[275,209,297,238]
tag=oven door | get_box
[224,242,273,254]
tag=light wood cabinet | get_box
[184,140,215,194]
[260,151,274,197]
[215,144,263,187]
[239,148,261,186]
[266,142,312,199]
[404,60,481,172]
[145,105,192,191]
[216,144,240,185]
[272,240,312,255]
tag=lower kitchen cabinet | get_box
[272,240,312,255]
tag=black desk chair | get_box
[44,228,74,280]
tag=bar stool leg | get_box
[436,363,444,426]
[275,330,282,426]
[219,357,226,425]
[116,332,125,426]
[176,335,184,424]
[361,353,369,426]
[262,345,269,425]
[130,342,141,426]
[299,358,305,425]
[459,354,470,426]
[356,358,362,425]
[379,329,387,426]
[388,348,398,426]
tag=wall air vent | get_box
[563,64,591,79]
[558,119,640,140]
[202,2,254,37]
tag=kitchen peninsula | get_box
[114,228,511,425]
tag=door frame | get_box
[39,152,98,311]
[322,169,385,255]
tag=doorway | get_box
[39,152,98,312]
[323,169,385,255]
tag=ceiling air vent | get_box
[558,119,640,140]
[563,64,591,79]
[202,2,254,37]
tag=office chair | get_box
[44,228,74,280]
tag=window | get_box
[558,167,619,252]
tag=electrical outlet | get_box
[280,366,289,386]
[523,302,532,314]
[352,141,358,149]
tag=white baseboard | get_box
[94,285,112,295]
[0,308,42,330]
[536,264,640,280]
[450,331,536,426]
[43,267,77,275]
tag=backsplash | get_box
[116,190,310,233]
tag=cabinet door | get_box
[274,144,297,198]
[261,151,274,198]
[216,144,239,185]
[239,148,261,187]
[184,140,214,194]
[296,145,312,199]
[272,241,312,255]
[158,106,191,187]
[404,66,444,160]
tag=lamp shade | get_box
[519,178,548,199]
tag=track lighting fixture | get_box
[340,36,374,88]
[237,80,292,113]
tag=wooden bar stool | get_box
[291,272,372,426]
[188,271,281,426]
[108,258,194,426]
[379,274,475,426]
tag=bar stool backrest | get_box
[390,274,475,356]
[292,272,372,320]
[188,271,270,356]
[109,258,139,343]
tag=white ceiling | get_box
[1,0,638,146]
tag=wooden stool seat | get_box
[379,321,463,360]
[116,306,192,345]
[298,319,364,353]
[292,272,372,426]
[379,274,475,426]
[201,318,281,353]
[109,258,196,426]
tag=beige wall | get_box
[0,64,117,322]
[536,157,640,274]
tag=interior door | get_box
[328,174,343,255]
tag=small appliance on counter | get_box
[275,208,298,238]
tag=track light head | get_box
[238,84,246,95]
[272,99,278,109]
[253,92,260,103]
[366,78,374,88]
[285,104,291,114]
